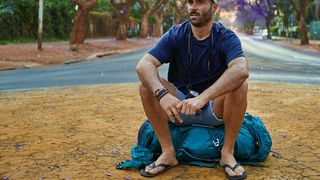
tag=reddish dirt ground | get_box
[0,38,157,69]
[273,38,320,53]
[0,82,319,179]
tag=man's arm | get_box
[200,56,249,101]
[177,57,249,115]
[136,53,163,93]
[136,54,183,123]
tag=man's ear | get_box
[212,3,219,13]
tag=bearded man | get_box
[136,0,249,179]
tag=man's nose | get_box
[188,2,198,10]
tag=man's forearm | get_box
[200,57,249,102]
[136,58,163,94]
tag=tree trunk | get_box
[299,15,309,44]
[174,9,183,25]
[154,13,163,37]
[174,16,181,25]
[316,0,320,20]
[245,21,254,35]
[139,15,149,38]
[116,19,128,40]
[174,1,187,25]
[266,17,272,39]
[291,0,310,45]
[111,0,135,41]
[69,0,97,45]
[138,0,164,38]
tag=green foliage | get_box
[93,0,112,12]
[309,21,320,40]
[131,2,142,22]
[306,2,317,24]
[0,0,75,41]
[148,16,156,24]
[0,38,35,45]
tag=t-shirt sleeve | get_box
[222,31,245,64]
[148,29,175,64]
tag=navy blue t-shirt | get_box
[149,21,245,94]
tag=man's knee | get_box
[228,82,248,104]
[139,82,152,98]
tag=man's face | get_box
[187,0,217,27]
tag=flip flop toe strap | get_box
[222,164,235,171]
[154,163,171,168]
[232,163,241,171]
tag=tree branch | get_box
[290,0,299,13]
[138,0,147,14]
[150,0,164,15]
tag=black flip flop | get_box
[140,162,177,178]
[221,163,248,180]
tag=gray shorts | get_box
[173,89,224,127]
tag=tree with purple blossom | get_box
[236,0,257,34]
[219,0,265,34]
[248,0,276,39]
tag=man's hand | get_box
[159,94,184,123]
[177,96,207,115]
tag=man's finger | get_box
[190,108,196,115]
[181,102,187,114]
[186,104,191,115]
[190,104,197,115]
[171,108,183,123]
[168,115,175,123]
[176,102,182,110]
[175,113,183,123]
[166,110,175,122]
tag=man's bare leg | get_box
[139,79,179,174]
[213,82,248,176]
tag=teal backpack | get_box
[117,113,272,169]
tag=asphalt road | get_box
[0,35,319,92]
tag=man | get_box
[136,0,249,179]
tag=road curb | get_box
[0,63,42,72]
[64,60,86,65]
[0,46,154,71]
[64,47,153,65]
[0,67,18,71]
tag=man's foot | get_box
[142,152,178,176]
[220,152,247,179]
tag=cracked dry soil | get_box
[0,82,319,179]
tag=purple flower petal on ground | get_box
[15,143,24,150]
[105,173,112,177]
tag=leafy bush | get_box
[87,11,114,38]
[0,0,75,42]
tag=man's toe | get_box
[225,167,237,177]
[149,166,164,174]
[234,165,245,175]
[144,164,153,173]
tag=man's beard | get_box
[189,7,213,27]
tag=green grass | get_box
[0,38,35,45]
[0,37,69,45]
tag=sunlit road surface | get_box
[0,35,319,92]
[240,34,319,84]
